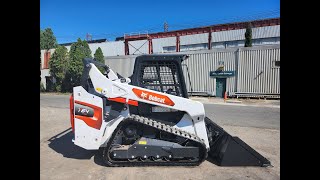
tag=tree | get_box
[49,46,69,92]
[40,29,44,50]
[244,23,252,47]
[94,47,105,73]
[65,38,92,91]
[40,28,57,50]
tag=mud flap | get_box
[205,117,271,167]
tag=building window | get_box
[163,43,208,52]
[163,46,176,53]
[212,40,245,49]
[180,43,208,51]
[253,37,280,46]
[211,42,225,49]
[211,37,280,49]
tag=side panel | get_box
[173,114,195,134]
[73,86,104,150]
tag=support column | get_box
[235,48,240,92]
[208,27,212,50]
[176,35,180,52]
[124,39,129,55]
[148,38,153,54]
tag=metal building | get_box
[40,18,280,97]
[104,45,280,98]
[121,18,279,55]
[56,17,280,57]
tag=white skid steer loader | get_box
[69,55,271,167]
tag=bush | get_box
[40,82,45,92]
[94,47,105,73]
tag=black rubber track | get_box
[102,115,208,167]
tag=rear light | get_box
[69,94,75,133]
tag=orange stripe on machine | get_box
[74,100,103,130]
[132,88,175,106]
[108,97,138,106]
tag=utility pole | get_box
[164,21,168,32]
[86,33,92,41]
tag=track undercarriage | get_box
[102,115,207,166]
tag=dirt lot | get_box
[40,95,280,180]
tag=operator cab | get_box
[130,54,189,98]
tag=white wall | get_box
[70,41,125,57]
[128,40,149,55]
[180,33,208,45]
[40,69,50,88]
[153,37,176,53]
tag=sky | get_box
[40,0,280,44]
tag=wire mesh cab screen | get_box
[131,55,189,98]
[140,61,182,96]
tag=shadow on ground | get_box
[47,128,106,166]
[48,128,96,159]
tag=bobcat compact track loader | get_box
[69,55,271,167]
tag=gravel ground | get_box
[40,95,280,180]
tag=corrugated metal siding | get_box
[212,25,280,42]
[237,47,280,95]
[180,33,208,45]
[89,45,280,98]
[164,46,280,97]
[153,37,176,53]
[252,25,280,39]
[181,50,236,95]
[213,29,246,42]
